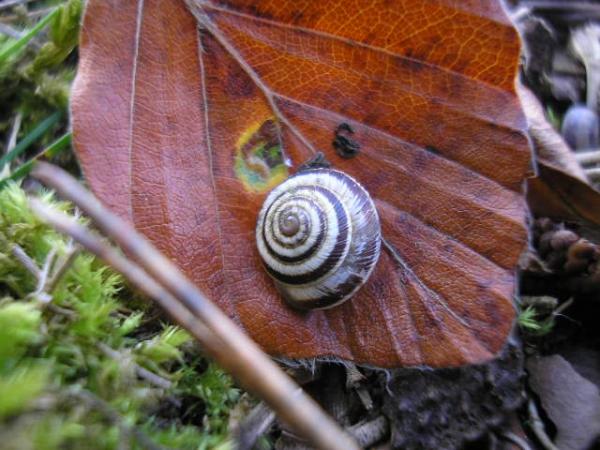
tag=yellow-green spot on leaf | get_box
[234,118,288,193]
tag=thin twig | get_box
[345,363,373,411]
[29,247,56,303]
[13,240,80,307]
[570,24,600,110]
[523,1,600,12]
[0,22,23,39]
[0,0,36,11]
[46,240,80,292]
[527,400,560,450]
[553,297,573,317]
[38,248,55,287]
[487,432,499,450]
[5,112,23,154]
[348,416,389,448]
[233,401,276,450]
[67,388,169,450]
[29,198,224,354]
[585,167,600,181]
[97,342,173,390]
[0,7,54,24]
[28,163,358,450]
[12,243,41,279]
[498,431,534,450]
[46,303,76,317]
[26,6,54,19]
[508,6,529,24]
[575,149,600,166]
[185,0,320,160]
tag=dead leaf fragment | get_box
[72,0,532,368]
[527,354,600,450]
[517,83,600,225]
[517,83,587,180]
[560,346,600,391]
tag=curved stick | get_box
[30,162,359,450]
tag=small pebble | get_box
[561,104,600,151]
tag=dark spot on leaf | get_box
[290,9,304,23]
[425,145,441,155]
[333,122,361,158]
[225,68,256,98]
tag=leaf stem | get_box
[185,0,319,162]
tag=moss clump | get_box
[0,182,240,449]
[0,0,81,160]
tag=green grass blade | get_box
[0,133,71,190]
[0,7,60,64]
[0,111,62,168]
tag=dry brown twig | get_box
[233,401,276,450]
[29,162,359,450]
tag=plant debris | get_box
[3,1,600,449]
[527,354,600,450]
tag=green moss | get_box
[0,1,80,160]
[517,305,555,336]
[0,302,42,362]
[0,181,240,448]
[0,3,243,447]
[25,0,82,77]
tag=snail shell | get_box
[256,168,381,310]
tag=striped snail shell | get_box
[256,168,381,310]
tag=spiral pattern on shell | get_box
[256,168,381,310]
